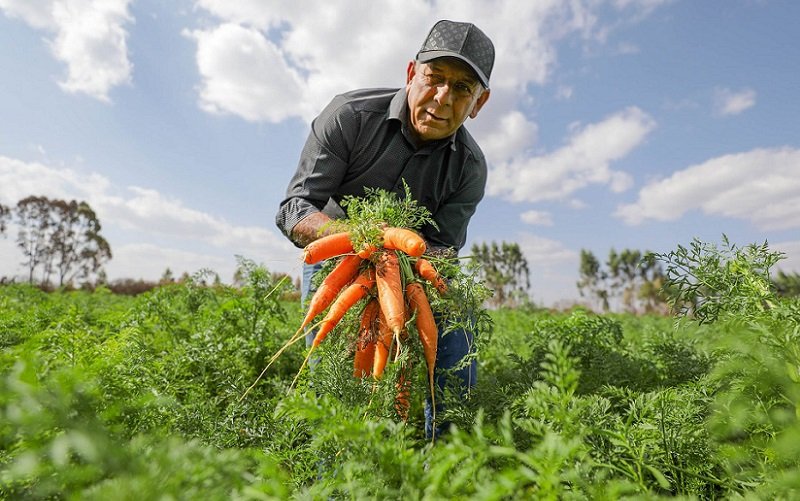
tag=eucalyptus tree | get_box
[470,241,531,308]
[15,196,111,286]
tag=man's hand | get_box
[291,212,334,248]
[424,246,457,260]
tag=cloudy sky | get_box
[1,0,798,306]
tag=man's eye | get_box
[454,83,472,95]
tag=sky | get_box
[1,0,799,307]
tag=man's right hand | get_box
[290,212,335,248]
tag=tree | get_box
[15,196,53,283]
[160,268,175,285]
[0,201,9,236]
[470,241,531,308]
[15,196,111,286]
[577,249,609,312]
[638,255,669,314]
[50,199,112,286]
[578,248,668,314]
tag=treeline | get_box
[577,248,669,314]
[0,196,111,288]
[469,242,671,314]
[5,199,797,310]
[578,242,800,315]
[470,241,532,309]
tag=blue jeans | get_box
[301,262,477,438]
[301,262,325,348]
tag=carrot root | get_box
[382,227,426,257]
[303,232,354,264]
[415,258,447,294]
[300,255,362,331]
[406,281,438,427]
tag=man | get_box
[276,20,494,436]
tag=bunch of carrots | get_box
[301,226,448,421]
[249,224,449,422]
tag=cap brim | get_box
[417,50,489,89]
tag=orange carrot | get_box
[406,282,438,412]
[382,227,426,257]
[374,251,406,351]
[373,309,395,379]
[395,362,412,421]
[354,340,377,379]
[311,268,375,348]
[353,299,380,378]
[303,231,354,264]
[299,254,362,332]
[414,258,448,294]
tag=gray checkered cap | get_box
[416,20,495,89]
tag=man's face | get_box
[405,58,490,143]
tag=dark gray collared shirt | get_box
[276,88,487,251]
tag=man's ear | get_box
[406,60,417,87]
[469,89,491,119]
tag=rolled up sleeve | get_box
[275,97,359,246]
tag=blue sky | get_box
[1,0,798,307]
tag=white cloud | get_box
[0,155,109,202]
[615,41,640,54]
[615,147,800,230]
[517,232,577,266]
[188,0,663,127]
[714,87,757,116]
[556,85,574,100]
[520,210,553,226]
[479,111,538,164]
[0,0,134,101]
[192,0,430,122]
[0,155,298,281]
[487,106,656,203]
[185,0,672,173]
[186,23,305,122]
[613,0,675,17]
[0,0,55,28]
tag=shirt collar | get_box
[389,88,458,151]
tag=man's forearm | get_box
[290,211,335,248]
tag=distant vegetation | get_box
[2,196,797,307]
[0,196,110,288]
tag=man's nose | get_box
[433,83,453,106]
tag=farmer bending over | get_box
[276,19,495,438]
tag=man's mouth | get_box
[426,111,446,122]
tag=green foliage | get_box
[653,235,800,496]
[339,181,437,252]
[0,358,290,499]
[649,234,782,324]
[1,234,799,497]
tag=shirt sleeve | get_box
[275,96,359,247]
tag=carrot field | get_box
[1,241,799,499]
